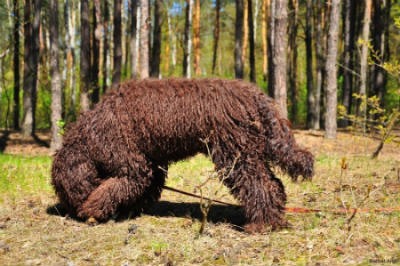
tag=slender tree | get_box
[270,0,288,118]
[261,0,269,81]
[359,0,372,100]
[64,0,78,121]
[150,0,162,78]
[193,0,201,76]
[305,0,316,129]
[49,0,62,151]
[371,0,390,105]
[324,0,341,139]
[234,0,244,79]
[112,0,122,86]
[91,0,101,103]
[288,0,298,122]
[267,0,275,96]
[80,0,91,111]
[212,0,221,75]
[13,0,20,130]
[139,0,150,78]
[102,0,110,92]
[183,0,193,78]
[340,0,357,126]
[312,0,326,130]
[130,0,138,79]
[248,0,256,82]
[22,0,41,137]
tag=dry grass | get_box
[0,130,399,265]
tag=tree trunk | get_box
[324,0,341,139]
[64,0,77,121]
[183,0,193,78]
[248,0,256,82]
[139,0,150,78]
[130,0,138,78]
[242,0,248,66]
[150,0,162,78]
[234,0,244,79]
[288,0,298,123]
[49,0,62,151]
[340,0,357,127]
[80,0,91,112]
[22,0,41,137]
[267,0,275,96]
[271,0,288,118]
[359,0,372,99]
[312,0,326,130]
[193,0,201,76]
[212,0,221,75]
[112,0,122,86]
[305,0,316,129]
[371,0,390,105]
[91,0,101,103]
[102,0,110,92]
[261,0,269,81]
[13,0,20,130]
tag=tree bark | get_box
[288,0,298,123]
[242,0,248,66]
[271,0,288,118]
[80,0,91,112]
[91,0,101,103]
[22,0,41,137]
[102,0,110,92]
[305,0,316,129]
[312,0,326,130]
[359,0,372,98]
[324,0,341,139]
[193,0,201,76]
[234,0,244,79]
[49,0,63,151]
[139,0,150,78]
[212,0,221,75]
[371,0,390,105]
[112,0,122,86]
[13,0,20,130]
[130,0,138,78]
[150,0,162,78]
[261,0,269,81]
[340,0,357,127]
[183,0,193,78]
[248,0,256,82]
[267,0,275,96]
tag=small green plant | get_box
[56,119,66,136]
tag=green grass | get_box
[0,146,399,265]
[0,154,52,201]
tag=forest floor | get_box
[0,129,399,265]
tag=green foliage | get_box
[338,94,388,135]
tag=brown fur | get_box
[51,78,314,233]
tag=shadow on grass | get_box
[46,200,246,229]
[0,130,10,152]
[32,133,50,148]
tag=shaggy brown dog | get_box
[52,78,314,233]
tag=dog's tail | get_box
[258,96,314,181]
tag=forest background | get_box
[0,0,399,150]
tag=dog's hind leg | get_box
[76,153,163,222]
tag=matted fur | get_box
[52,78,314,233]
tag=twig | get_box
[371,110,400,158]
